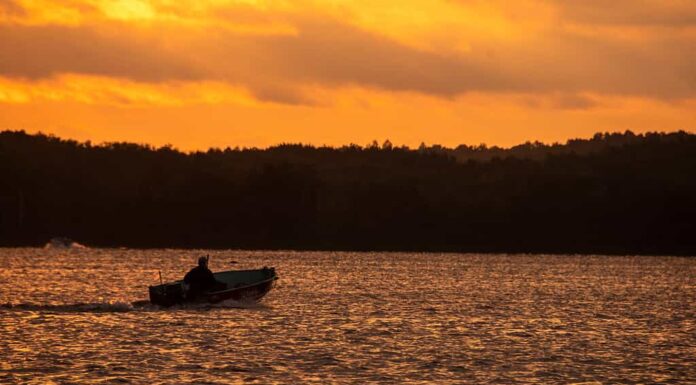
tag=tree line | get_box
[1,130,695,255]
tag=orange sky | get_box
[0,0,694,150]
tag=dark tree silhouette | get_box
[1,130,695,255]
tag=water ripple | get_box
[0,249,694,384]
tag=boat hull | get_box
[206,277,275,303]
[148,267,278,307]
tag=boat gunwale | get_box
[206,275,278,296]
[149,268,277,290]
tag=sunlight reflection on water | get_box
[0,249,694,384]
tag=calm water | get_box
[0,249,694,384]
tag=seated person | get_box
[184,256,226,298]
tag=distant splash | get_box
[0,298,268,313]
[44,237,88,249]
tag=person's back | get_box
[184,256,220,298]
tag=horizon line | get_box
[3,128,694,154]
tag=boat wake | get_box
[1,301,135,313]
[1,299,269,313]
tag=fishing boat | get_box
[148,267,278,307]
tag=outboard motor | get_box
[148,282,185,307]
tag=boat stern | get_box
[148,282,185,307]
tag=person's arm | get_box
[184,269,195,284]
[198,268,213,283]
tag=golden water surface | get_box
[0,249,694,384]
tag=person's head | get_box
[198,256,208,268]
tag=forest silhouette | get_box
[1,130,695,255]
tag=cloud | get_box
[248,84,317,105]
[0,74,258,107]
[0,0,25,17]
[0,2,694,103]
[0,19,517,100]
[184,18,696,100]
[216,20,513,95]
[0,24,202,81]
[550,93,599,110]
[553,0,696,27]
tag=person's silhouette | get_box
[183,256,224,298]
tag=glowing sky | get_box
[1,0,694,149]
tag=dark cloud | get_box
[550,93,598,110]
[249,83,317,105]
[237,20,695,99]
[554,0,696,27]
[0,24,203,81]
[0,0,25,17]
[491,31,696,99]
[205,20,516,96]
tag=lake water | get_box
[0,249,694,384]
